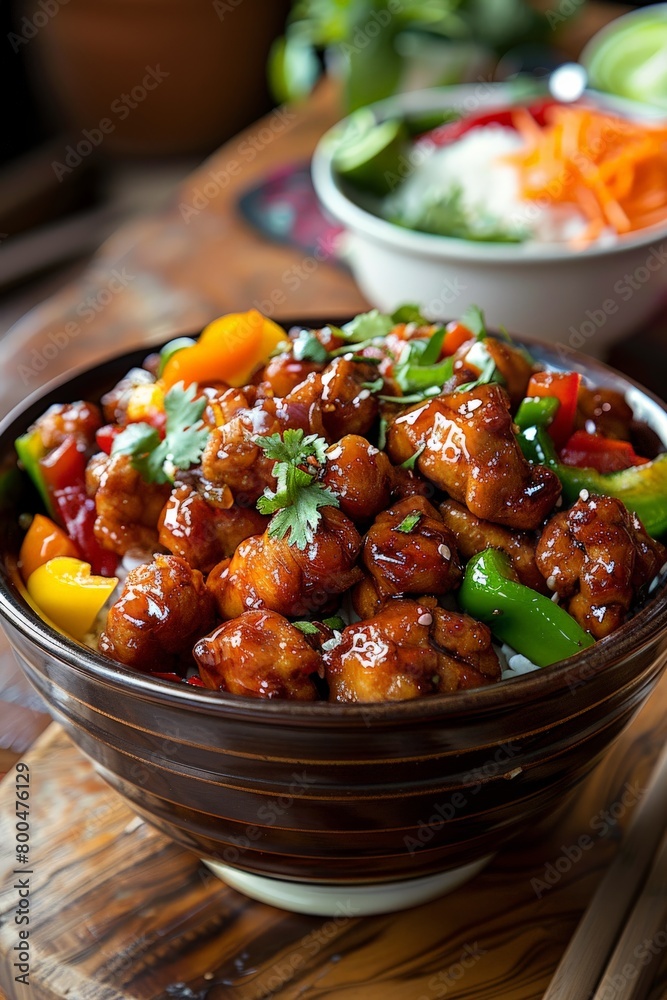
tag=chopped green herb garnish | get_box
[377,415,388,451]
[458,353,504,393]
[112,382,209,485]
[322,615,345,631]
[459,305,487,341]
[362,377,384,393]
[400,445,425,470]
[396,512,422,533]
[391,303,428,325]
[293,614,346,635]
[255,429,339,550]
[293,620,320,635]
[341,309,394,343]
[292,329,331,363]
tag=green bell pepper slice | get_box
[459,548,594,668]
[157,337,197,377]
[14,430,53,516]
[515,397,667,539]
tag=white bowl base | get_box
[203,854,494,916]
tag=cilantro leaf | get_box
[112,382,209,484]
[396,512,422,533]
[255,429,339,550]
[292,329,331,364]
[255,428,328,465]
[391,304,428,325]
[265,481,339,549]
[341,309,393,343]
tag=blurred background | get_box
[0,0,652,337]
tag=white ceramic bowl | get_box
[312,84,667,355]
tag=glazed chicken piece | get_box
[386,383,561,530]
[194,610,321,700]
[201,394,325,504]
[325,599,501,703]
[536,495,666,639]
[285,356,379,441]
[353,496,462,618]
[576,385,634,441]
[208,507,363,620]
[260,353,323,397]
[202,385,257,429]
[99,554,216,672]
[158,479,269,573]
[452,338,535,409]
[33,400,102,451]
[440,499,547,593]
[101,368,155,425]
[319,434,395,523]
[87,452,171,556]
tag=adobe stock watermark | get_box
[545,0,585,30]
[252,229,342,317]
[597,923,667,1000]
[530,780,644,898]
[179,105,297,223]
[51,66,170,181]
[251,900,356,999]
[416,942,487,1000]
[212,0,244,21]
[8,0,70,52]
[18,268,135,384]
[564,244,667,352]
[404,743,523,855]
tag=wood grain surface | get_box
[2,667,667,1000]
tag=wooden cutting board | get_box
[3,672,667,1000]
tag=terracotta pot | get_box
[20,0,291,155]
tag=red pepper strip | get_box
[52,487,118,577]
[560,430,649,474]
[420,99,561,148]
[39,435,118,576]
[96,425,122,455]
[526,371,581,449]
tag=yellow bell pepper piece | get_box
[27,557,118,640]
[161,309,290,389]
[126,383,165,423]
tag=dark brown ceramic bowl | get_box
[1,333,667,913]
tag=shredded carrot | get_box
[504,105,667,246]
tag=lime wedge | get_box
[333,116,410,197]
[582,7,667,109]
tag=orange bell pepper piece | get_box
[19,513,79,584]
[161,310,290,389]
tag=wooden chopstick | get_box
[544,740,667,1000]
[593,827,667,1000]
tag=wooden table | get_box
[1,58,667,1000]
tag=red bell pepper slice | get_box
[96,424,122,455]
[420,99,560,148]
[559,430,649,474]
[526,371,581,449]
[38,434,118,576]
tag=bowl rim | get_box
[1,330,666,724]
[311,82,667,265]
